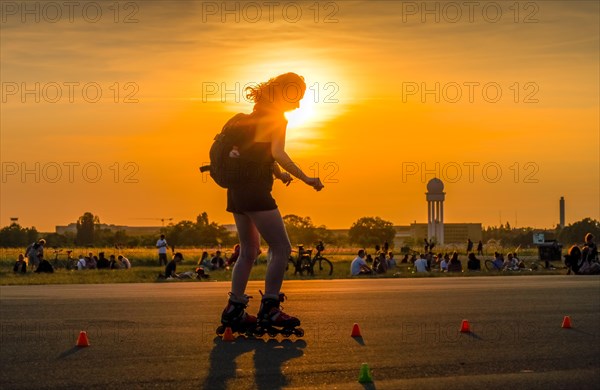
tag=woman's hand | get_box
[279,172,293,186]
[305,177,324,191]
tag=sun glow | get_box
[284,87,318,130]
[229,57,351,148]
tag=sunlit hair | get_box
[585,233,594,243]
[245,72,306,111]
[568,245,581,260]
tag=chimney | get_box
[559,197,565,228]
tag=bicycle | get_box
[51,248,77,270]
[287,241,333,276]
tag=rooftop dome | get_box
[427,178,444,194]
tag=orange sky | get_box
[1,1,599,232]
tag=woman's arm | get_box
[271,123,324,191]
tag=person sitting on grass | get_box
[76,255,87,271]
[503,253,519,271]
[467,252,481,271]
[227,244,241,267]
[414,254,429,273]
[492,252,504,270]
[373,252,388,274]
[387,252,396,269]
[164,252,182,278]
[582,233,599,263]
[109,255,121,270]
[567,236,600,275]
[447,252,462,273]
[198,251,210,268]
[97,252,110,269]
[118,255,131,269]
[210,251,225,270]
[195,267,210,279]
[13,254,27,274]
[162,252,197,279]
[87,255,97,270]
[439,254,448,272]
[350,249,373,276]
[34,258,54,273]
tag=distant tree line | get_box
[482,218,600,247]
[1,212,597,250]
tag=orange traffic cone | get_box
[460,319,470,333]
[76,331,90,347]
[561,316,572,329]
[351,323,362,337]
[222,327,235,341]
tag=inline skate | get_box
[255,291,304,338]
[216,293,257,337]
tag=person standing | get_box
[25,239,45,270]
[477,240,484,256]
[156,234,168,266]
[467,238,473,253]
[217,73,323,335]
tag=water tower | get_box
[426,178,445,244]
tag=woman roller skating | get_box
[216,72,324,338]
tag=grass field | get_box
[0,246,564,286]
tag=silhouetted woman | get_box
[219,73,323,335]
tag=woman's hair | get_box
[468,253,476,260]
[568,245,582,259]
[245,72,306,110]
[585,233,594,243]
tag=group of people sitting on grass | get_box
[157,252,210,280]
[196,244,240,271]
[564,233,600,275]
[350,233,599,276]
[350,245,397,276]
[13,240,132,274]
[157,244,243,280]
[74,252,132,270]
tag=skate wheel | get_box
[281,328,293,337]
[216,325,225,336]
[294,328,304,337]
[268,329,279,338]
[254,328,266,337]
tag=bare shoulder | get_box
[254,115,287,142]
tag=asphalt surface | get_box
[1,276,599,389]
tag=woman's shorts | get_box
[226,185,277,213]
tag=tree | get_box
[0,223,38,247]
[348,217,395,249]
[161,212,234,247]
[76,212,99,246]
[283,215,318,245]
[557,218,600,246]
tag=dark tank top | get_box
[234,112,280,188]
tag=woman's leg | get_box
[246,209,292,297]
[230,212,260,300]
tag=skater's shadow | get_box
[255,338,306,390]
[201,336,306,390]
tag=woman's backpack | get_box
[200,113,256,188]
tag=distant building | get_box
[398,223,482,247]
[56,223,162,236]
